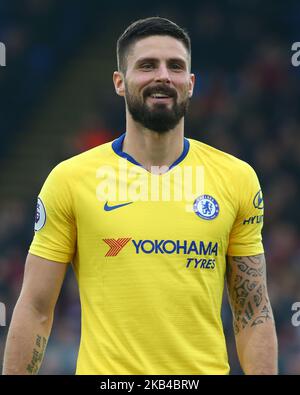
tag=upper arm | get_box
[18,253,69,316]
[226,254,273,335]
[227,163,264,257]
[29,162,76,264]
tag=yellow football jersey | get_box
[29,133,264,375]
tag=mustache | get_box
[143,85,177,99]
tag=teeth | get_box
[151,93,169,98]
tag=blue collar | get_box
[112,133,190,171]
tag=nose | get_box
[154,64,171,83]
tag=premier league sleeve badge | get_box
[34,197,46,231]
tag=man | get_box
[3,17,278,375]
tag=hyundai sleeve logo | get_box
[253,190,264,210]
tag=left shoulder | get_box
[188,138,258,178]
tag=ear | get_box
[188,73,195,98]
[113,71,125,97]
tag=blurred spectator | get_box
[73,114,114,153]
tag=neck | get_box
[123,112,185,173]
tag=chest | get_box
[74,167,237,244]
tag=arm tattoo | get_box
[226,255,273,335]
[26,335,47,374]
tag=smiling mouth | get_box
[150,93,171,99]
[147,93,175,104]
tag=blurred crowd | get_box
[0,0,100,156]
[0,1,300,374]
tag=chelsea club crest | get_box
[193,195,220,220]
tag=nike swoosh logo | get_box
[104,201,133,211]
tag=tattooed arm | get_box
[226,254,278,374]
[3,253,68,374]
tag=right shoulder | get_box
[46,140,115,182]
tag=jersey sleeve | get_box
[227,163,264,257]
[29,162,76,263]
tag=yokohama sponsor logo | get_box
[103,238,131,256]
[103,238,218,257]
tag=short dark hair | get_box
[117,17,191,73]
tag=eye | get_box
[170,63,184,71]
[140,63,154,70]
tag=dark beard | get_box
[125,83,190,133]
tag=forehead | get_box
[127,35,189,65]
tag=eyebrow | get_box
[135,57,187,66]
